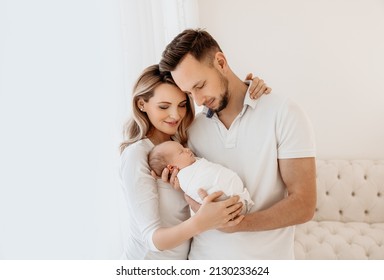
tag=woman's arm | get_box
[121,143,162,251]
[152,190,244,251]
[121,143,243,252]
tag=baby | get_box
[148,141,254,215]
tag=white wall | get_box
[198,0,384,159]
[0,0,124,259]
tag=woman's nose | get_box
[169,109,180,120]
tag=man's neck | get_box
[217,75,248,129]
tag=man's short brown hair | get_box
[159,28,222,73]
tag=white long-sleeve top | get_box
[119,139,191,259]
[178,158,254,214]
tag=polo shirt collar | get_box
[243,82,258,110]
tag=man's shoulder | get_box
[258,93,290,107]
[254,94,305,118]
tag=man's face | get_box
[171,54,229,113]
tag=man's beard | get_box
[214,71,230,114]
[214,92,229,113]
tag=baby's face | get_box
[162,141,196,169]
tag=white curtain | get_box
[115,0,199,257]
[0,0,199,260]
[118,0,200,117]
[0,0,129,259]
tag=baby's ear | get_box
[167,164,180,172]
[167,164,175,171]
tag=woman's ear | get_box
[137,98,145,112]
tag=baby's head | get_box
[148,141,196,177]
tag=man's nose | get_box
[192,92,205,106]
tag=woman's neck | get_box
[147,129,172,146]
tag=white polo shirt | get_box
[120,139,191,259]
[187,90,316,259]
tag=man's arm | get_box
[186,157,317,233]
[228,157,316,232]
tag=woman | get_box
[119,64,270,259]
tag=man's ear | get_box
[214,52,228,72]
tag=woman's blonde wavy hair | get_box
[120,64,195,154]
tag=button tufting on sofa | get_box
[295,160,384,259]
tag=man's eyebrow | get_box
[183,81,203,95]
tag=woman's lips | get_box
[165,120,179,127]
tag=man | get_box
[159,29,316,259]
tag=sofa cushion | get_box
[295,160,384,259]
[295,221,384,259]
[314,160,384,223]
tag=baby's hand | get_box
[160,166,181,190]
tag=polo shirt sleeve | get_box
[276,98,316,159]
[120,144,161,252]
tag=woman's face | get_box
[141,83,188,139]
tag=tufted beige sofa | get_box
[294,160,384,259]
